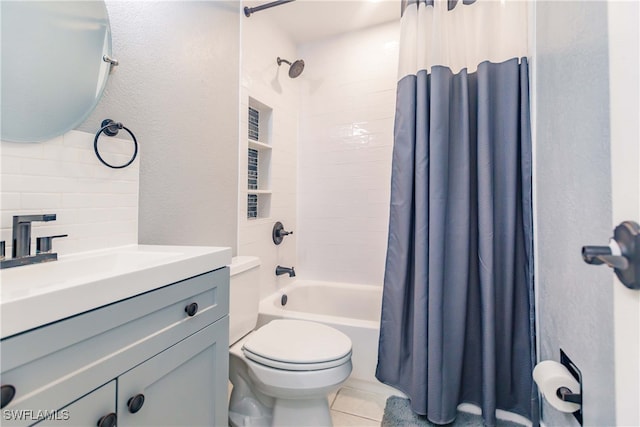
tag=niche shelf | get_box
[246,97,273,220]
[248,139,272,151]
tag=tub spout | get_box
[275,265,296,277]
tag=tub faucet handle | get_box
[273,222,293,245]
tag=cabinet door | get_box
[33,380,115,427]
[117,317,229,427]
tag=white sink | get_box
[0,244,232,338]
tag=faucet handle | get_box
[36,234,68,254]
[272,222,294,245]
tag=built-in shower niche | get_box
[247,97,272,220]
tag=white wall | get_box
[297,21,400,286]
[80,1,241,253]
[534,1,615,425]
[239,14,299,299]
[0,130,138,255]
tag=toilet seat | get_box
[243,348,352,371]
[242,319,352,371]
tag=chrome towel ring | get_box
[94,119,138,169]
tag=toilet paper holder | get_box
[582,220,640,290]
[534,350,583,424]
[556,386,582,405]
[560,349,583,425]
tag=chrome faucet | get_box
[275,265,296,277]
[12,214,57,258]
[1,214,67,269]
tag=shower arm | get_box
[244,0,295,17]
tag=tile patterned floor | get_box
[229,383,392,426]
[329,386,389,426]
[230,382,531,426]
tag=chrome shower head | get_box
[277,57,305,78]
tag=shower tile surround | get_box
[0,130,139,256]
[238,11,398,295]
[298,22,400,285]
[239,13,298,299]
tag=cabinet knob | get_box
[127,393,145,414]
[97,412,117,427]
[1,385,15,409]
[185,302,198,317]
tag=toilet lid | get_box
[242,320,352,367]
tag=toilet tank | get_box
[229,256,261,345]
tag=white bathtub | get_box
[257,280,383,386]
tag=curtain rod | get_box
[244,0,295,17]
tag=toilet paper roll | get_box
[533,360,581,413]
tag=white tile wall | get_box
[0,130,139,256]
[298,21,400,286]
[239,14,299,299]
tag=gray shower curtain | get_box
[376,56,537,426]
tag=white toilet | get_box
[228,256,353,427]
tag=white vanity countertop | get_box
[0,244,232,339]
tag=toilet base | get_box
[272,397,332,427]
[229,394,332,427]
[229,409,272,427]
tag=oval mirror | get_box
[1,1,113,142]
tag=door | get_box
[117,318,229,427]
[34,381,116,427]
[608,1,640,425]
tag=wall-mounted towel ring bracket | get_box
[582,221,640,289]
[94,119,138,169]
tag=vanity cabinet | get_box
[33,381,116,426]
[117,319,228,426]
[0,267,229,427]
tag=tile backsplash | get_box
[0,130,139,256]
